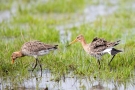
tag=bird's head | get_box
[11,51,23,64]
[68,34,84,45]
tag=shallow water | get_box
[0,10,11,23]
[1,0,135,90]
[0,0,122,44]
[1,70,135,90]
[0,1,17,23]
[56,4,118,43]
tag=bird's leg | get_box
[97,59,101,69]
[108,55,116,65]
[32,58,38,72]
[37,60,42,77]
[97,59,100,65]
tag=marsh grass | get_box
[0,0,135,88]
[17,0,85,13]
[0,0,13,11]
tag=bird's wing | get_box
[90,45,107,52]
[91,37,107,47]
[90,37,120,52]
[89,37,108,52]
[21,41,58,52]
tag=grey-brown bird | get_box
[11,41,58,76]
[68,35,122,67]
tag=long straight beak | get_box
[12,59,14,64]
[68,39,77,45]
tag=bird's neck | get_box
[80,39,88,51]
[17,51,24,57]
[81,39,86,46]
[81,39,89,52]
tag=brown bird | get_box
[68,35,122,67]
[11,41,58,76]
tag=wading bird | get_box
[11,41,58,76]
[68,35,122,67]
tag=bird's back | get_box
[21,41,58,56]
[89,37,120,53]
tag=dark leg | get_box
[108,55,116,65]
[32,58,38,72]
[97,59,101,69]
[37,60,42,77]
[97,59,100,65]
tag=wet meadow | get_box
[0,0,135,89]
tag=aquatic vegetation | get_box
[0,0,135,89]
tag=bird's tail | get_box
[114,40,120,46]
[53,45,58,49]
[48,45,58,50]
[111,48,122,55]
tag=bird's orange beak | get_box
[69,39,78,45]
[12,59,14,64]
